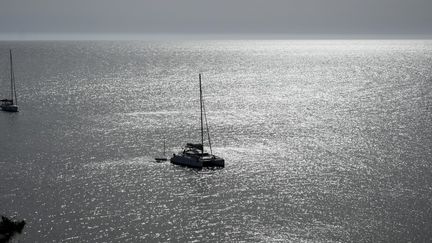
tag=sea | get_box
[0,40,431,242]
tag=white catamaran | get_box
[1,50,18,112]
[170,74,225,169]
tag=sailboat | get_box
[170,74,225,169]
[1,50,18,112]
[155,141,168,162]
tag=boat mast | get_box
[12,51,17,106]
[199,73,204,155]
[9,49,15,104]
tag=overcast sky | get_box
[1,0,432,39]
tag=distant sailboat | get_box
[170,74,225,169]
[155,140,168,162]
[1,50,18,112]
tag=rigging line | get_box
[12,63,17,106]
[10,50,17,105]
[202,99,213,155]
[199,74,204,154]
[9,50,13,103]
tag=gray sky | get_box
[1,0,432,39]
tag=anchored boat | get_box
[1,50,18,112]
[170,74,225,169]
[155,141,168,162]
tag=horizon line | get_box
[1,33,432,41]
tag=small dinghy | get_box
[155,141,168,162]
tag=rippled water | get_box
[0,40,431,242]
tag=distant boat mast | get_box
[199,73,204,155]
[10,49,17,105]
[1,49,19,112]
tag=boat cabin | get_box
[0,99,13,105]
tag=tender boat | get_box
[155,141,168,162]
[1,50,18,112]
[170,74,225,169]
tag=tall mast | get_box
[199,73,204,154]
[9,49,14,104]
[203,100,213,155]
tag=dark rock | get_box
[0,216,26,243]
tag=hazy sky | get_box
[1,0,432,38]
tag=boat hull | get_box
[170,154,224,169]
[171,155,203,169]
[0,104,18,112]
[202,157,225,168]
[155,157,168,162]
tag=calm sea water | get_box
[0,40,431,242]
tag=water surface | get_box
[0,40,431,242]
